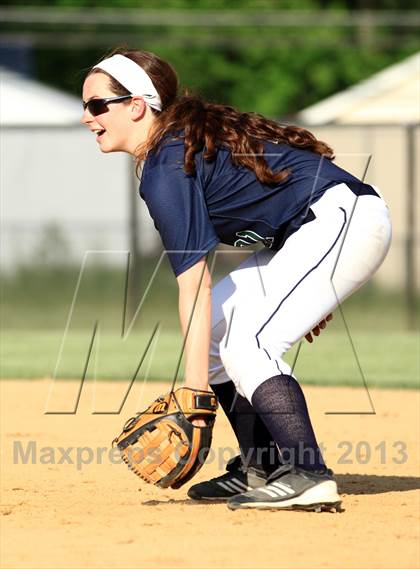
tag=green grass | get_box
[1,329,418,389]
[1,262,418,332]
[1,263,419,388]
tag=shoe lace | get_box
[267,464,333,482]
[267,464,295,482]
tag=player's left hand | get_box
[113,387,218,489]
[305,313,333,343]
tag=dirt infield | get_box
[1,379,419,569]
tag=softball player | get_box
[81,49,392,511]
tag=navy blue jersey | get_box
[139,136,375,277]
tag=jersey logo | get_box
[234,230,274,248]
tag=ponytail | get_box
[144,94,334,185]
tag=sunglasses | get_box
[82,95,133,116]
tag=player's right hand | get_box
[305,313,333,343]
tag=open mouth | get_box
[93,129,106,140]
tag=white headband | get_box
[93,54,162,111]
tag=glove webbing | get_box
[122,421,189,484]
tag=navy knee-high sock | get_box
[211,381,281,474]
[251,375,326,472]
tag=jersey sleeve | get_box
[139,163,220,277]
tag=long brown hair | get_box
[87,48,334,185]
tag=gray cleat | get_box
[227,464,342,512]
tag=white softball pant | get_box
[208,183,392,402]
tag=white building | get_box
[297,52,420,290]
[0,67,157,271]
[298,51,419,125]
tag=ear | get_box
[130,96,147,121]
